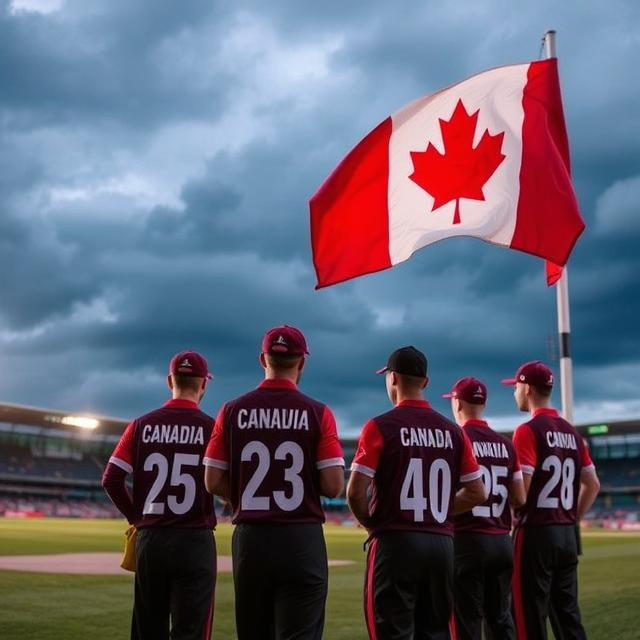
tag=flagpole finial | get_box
[543,30,557,58]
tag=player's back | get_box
[223,381,328,524]
[128,401,216,529]
[368,401,466,536]
[517,409,585,527]
[455,420,519,534]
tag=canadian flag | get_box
[310,59,584,289]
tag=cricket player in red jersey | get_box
[347,347,487,640]
[443,377,525,640]
[102,351,217,640]
[203,325,345,640]
[503,361,600,639]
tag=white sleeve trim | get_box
[317,457,345,470]
[521,464,535,475]
[350,463,376,478]
[109,456,133,474]
[581,464,596,475]
[203,457,229,470]
[512,470,523,481]
[460,469,482,483]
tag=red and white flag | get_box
[310,59,584,289]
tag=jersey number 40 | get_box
[400,458,452,523]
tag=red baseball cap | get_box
[169,350,213,379]
[501,361,554,388]
[261,325,309,356]
[442,377,487,404]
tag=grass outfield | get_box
[0,520,638,639]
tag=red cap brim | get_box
[501,378,517,385]
[376,366,389,375]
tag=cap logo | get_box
[519,374,525,381]
[180,358,192,368]
[275,335,287,345]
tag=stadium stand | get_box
[0,401,638,526]
[0,402,123,518]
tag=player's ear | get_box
[298,357,305,372]
[390,371,398,386]
[259,353,267,369]
[167,375,174,391]
[421,376,429,390]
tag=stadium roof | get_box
[0,401,127,436]
[1,399,638,441]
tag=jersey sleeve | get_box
[459,430,481,482]
[351,420,384,478]
[316,406,345,469]
[203,405,229,470]
[580,436,596,474]
[108,422,136,473]
[507,440,523,481]
[512,423,537,475]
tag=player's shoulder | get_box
[513,420,534,436]
[194,408,215,422]
[226,387,327,414]
[293,389,328,413]
[225,388,263,408]
[132,405,167,425]
[134,404,213,425]
[374,405,458,433]
[490,426,515,447]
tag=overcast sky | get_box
[1,0,638,437]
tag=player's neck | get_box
[395,391,425,405]
[264,371,299,385]
[172,390,201,404]
[528,399,552,414]
[458,410,484,425]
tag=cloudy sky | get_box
[1,0,638,437]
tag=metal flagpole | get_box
[543,29,574,423]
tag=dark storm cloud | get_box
[0,0,228,127]
[0,0,638,432]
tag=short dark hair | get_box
[532,385,553,398]
[265,353,303,371]
[172,373,203,393]
[396,372,427,392]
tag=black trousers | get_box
[453,532,515,640]
[232,522,328,640]
[364,530,454,640]
[512,525,586,640]
[132,528,216,640]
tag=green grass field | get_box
[0,519,638,639]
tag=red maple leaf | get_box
[409,99,506,225]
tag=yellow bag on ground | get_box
[121,525,137,572]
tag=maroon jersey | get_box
[513,408,595,527]
[204,379,344,524]
[351,400,481,536]
[108,399,216,529]
[454,419,522,534]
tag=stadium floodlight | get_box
[61,415,100,430]
[587,424,609,435]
